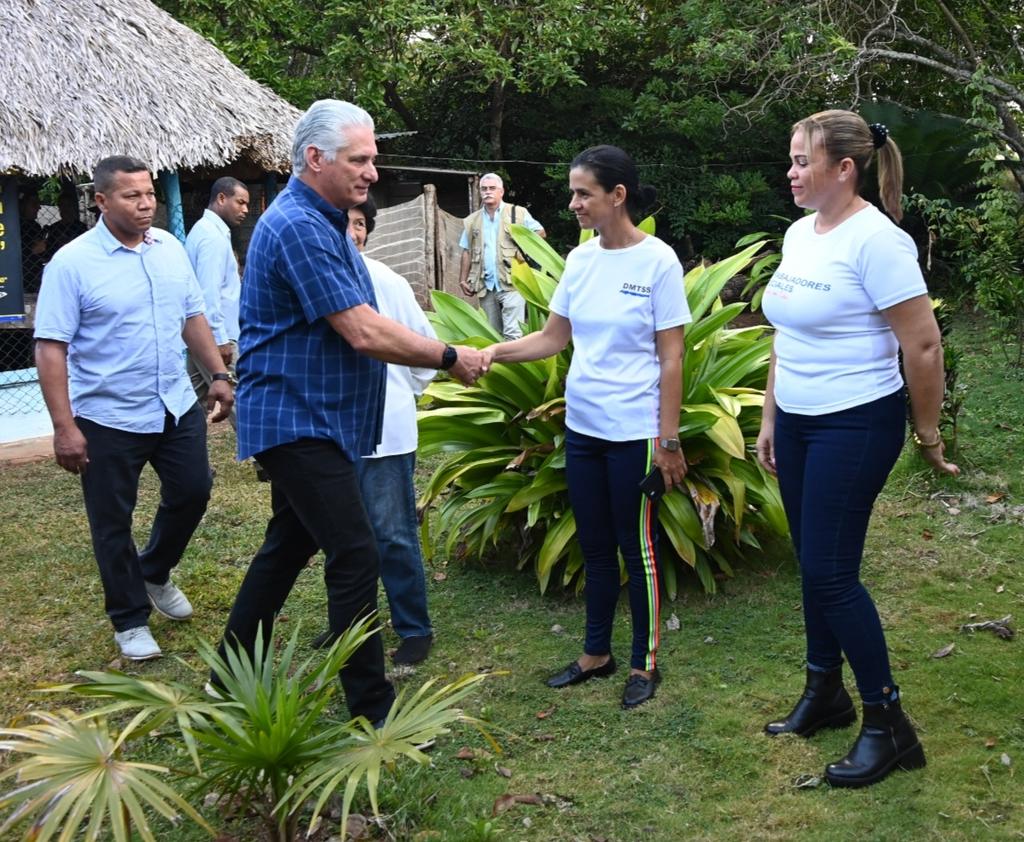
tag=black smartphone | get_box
[638,467,666,501]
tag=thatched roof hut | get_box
[0,0,301,176]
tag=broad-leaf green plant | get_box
[0,619,491,842]
[419,224,787,596]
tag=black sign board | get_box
[0,178,26,319]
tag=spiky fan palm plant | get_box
[1,619,490,841]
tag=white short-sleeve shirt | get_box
[549,235,691,440]
[360,255,436,457]
[761,204,928,415]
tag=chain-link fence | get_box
[0,179,85,423]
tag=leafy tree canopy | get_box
[157,0,1023,256]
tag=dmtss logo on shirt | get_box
[620,282,652,298]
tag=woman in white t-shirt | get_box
[486,146,691,709]
[758,110,959,788]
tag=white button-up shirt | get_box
[185,208,240,344]
[361,255,435,458]
[34,217,205,433]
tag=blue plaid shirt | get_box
[235,176,385,461]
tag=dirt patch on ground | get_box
[0,435,53,466]
[0,419,233,467]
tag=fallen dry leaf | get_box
[492,793,544,817]
[495,764,513,778]
[665,613,681,631]
[996,584,1005,593]
[536,706,556,720]
[533,733,556,742]
[922,530,934,540]
[455,747,476,760]
[931,642,955,659]
[792,774,822,789]
[1001,753,1012,767]
[986,493,1006,504]
[985,737,997,749]
[432,572,447,582]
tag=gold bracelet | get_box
[912,430,942,448]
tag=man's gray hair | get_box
[291,100,375,175]
[480,172,504,187]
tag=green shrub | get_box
[418,226,786,596]
[0,620,490,842]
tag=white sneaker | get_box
[114,626,162,660]
[145,579,193,620]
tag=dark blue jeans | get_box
[565,428,660,671]
[773,388,906,705]
[77,404,211,632]
[355,452,432,639]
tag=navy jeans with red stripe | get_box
[565,428,661,671]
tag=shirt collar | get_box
[201,208,231,237]
[287,175,348,229]
[94,216,162,254]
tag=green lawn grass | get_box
[1,317,1021,841]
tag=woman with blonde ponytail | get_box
[756,110,958,788]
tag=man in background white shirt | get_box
[185,177,249,416]
[312,196,437,664]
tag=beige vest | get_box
[462,204,527,294]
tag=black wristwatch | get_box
[211,372,232,383]
[439,344,458,371]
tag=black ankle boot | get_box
[825,693,926,788]
[764,668,856,737]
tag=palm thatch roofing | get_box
[0,0,302,176]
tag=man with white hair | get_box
[458,173,545,340]
[214,99,489,723]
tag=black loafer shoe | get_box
[622,668,661,709]
[311,629,337,650]
[392,634,433,666]
[546,655,616,688]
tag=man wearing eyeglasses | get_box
[458,173,545,341]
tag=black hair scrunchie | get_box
[868,123,888,149]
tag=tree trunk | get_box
[489,80,506,162]
[384,80,419,132]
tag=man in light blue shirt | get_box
[458,173,545,340]
[185,177,249,415]
[34,155,234,662]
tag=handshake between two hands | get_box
[447,345,494,386]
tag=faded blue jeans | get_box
[356,451,433,639]
[773,388,906,705]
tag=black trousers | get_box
[77,404,211,632]
[217,438,394,722]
